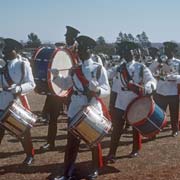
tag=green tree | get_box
[94,36,115,55]
[96,36,106,45]
[136,31,151,48]
[27,33,41,48]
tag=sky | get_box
[0,0,180,43]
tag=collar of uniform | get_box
[7,57,19,65]
[126,59,135,67]
[167,57,175,65]
[81,58,93,66]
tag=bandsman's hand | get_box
[8,84,22,94]
[50,68,59,77]
[89,80,99,92]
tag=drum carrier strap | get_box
[4,61,25,86]
[74,65,111,121]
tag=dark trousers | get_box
[154,94,179,132]
[109,107,141,156]
[42,95,71,146]
[0,126,34,156]
[42,95,64,146]
[63,129,102,176]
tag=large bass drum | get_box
[32,47,76,97]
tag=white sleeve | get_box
[97,66,110,98]
[20,61,36,95]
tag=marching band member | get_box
[149,42,180,137]
[105,41,157,163]
[40,26,80,151]
[0,38,36,165]
[51,35,110,180]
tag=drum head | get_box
[126,96,152,124]
[48,48,75,97]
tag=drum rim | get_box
[125,96,154,125]
[32,47,45,61]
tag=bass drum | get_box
[32,47,76,97]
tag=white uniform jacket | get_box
[149,57,180,96]
[53,58,110,119]
[108,60,157,111]
[0,57,36,110]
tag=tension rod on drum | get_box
[147,117,162,131]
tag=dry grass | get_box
[1,92,180,180]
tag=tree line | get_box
[1,31,180,57]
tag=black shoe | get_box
[172,131,178,137]
[22,156,34,165]
[129,151,139,158]
[87,170,98,180]
[40,143,55,151]
[104,154,116,164]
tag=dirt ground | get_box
[1,92,180,180]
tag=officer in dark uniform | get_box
[40,26,80,151]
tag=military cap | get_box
[3,38,23,52]
[65,26,80,38]
[76,35,97,50]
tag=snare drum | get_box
[0,101,37,138]
[126,96,167,137]
[32,47,76,97]
[69,105,112,147]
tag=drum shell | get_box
[126,96,167,137]
[69,106,112,147]
[0,101,37,138]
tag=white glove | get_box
[144,84,153,95]
[50,68,59,78]
[8,84,22,94]
[166,74,176,81]
[89,79,100,92]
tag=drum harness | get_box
[118,62,145,96]
[72,64,111,121]
[2,61,25,96]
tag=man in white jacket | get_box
[0,38,36,165]
[149,42,180,137]
[105,41,157,162]
[52,35,110,180]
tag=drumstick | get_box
[48,68,70,72]
[48,67,78,72]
